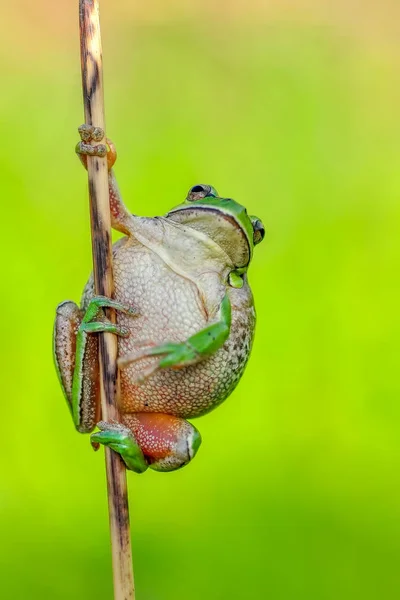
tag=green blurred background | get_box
[1,1,400,598]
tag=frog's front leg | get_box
[91,414,201,473]
[53,296,137,433]
[76,126,133,235]
[118,293,232,382]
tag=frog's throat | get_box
[166,201,254,264]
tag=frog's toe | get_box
[90,421,148,473]
[88,295,139,317]
[76,140,107,159]
[78,124,104,143]
[116,325,130,337]
[76,126,117,171]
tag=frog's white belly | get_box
[83,238,256,419]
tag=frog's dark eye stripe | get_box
[186,184,218,202]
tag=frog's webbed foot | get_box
[76,124,117,171]
[91,421,148,474]
[118,341,200,383]
[82,295,138,337]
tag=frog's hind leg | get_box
[127,414,202,472]
[54,296,136,433]
[91,414,202,473]
[54,301,101,433]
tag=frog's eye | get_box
[186,184,218,202]
[250,217,265,245]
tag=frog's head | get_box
[166,184,265,277]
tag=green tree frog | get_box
[53,130,265,474]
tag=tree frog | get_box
[53,128,265,474]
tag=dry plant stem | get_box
[79,1,135,598]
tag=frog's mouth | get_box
[167,205,252,269]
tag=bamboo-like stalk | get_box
[78,1,135,598]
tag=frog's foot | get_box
[123,413,202,472]
[83,295,138,325]
[118,341,199,383]
[91,421,148,474]
[76,124,117,171]
[78,295,137,343]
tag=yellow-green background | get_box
[1,2,400,598]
